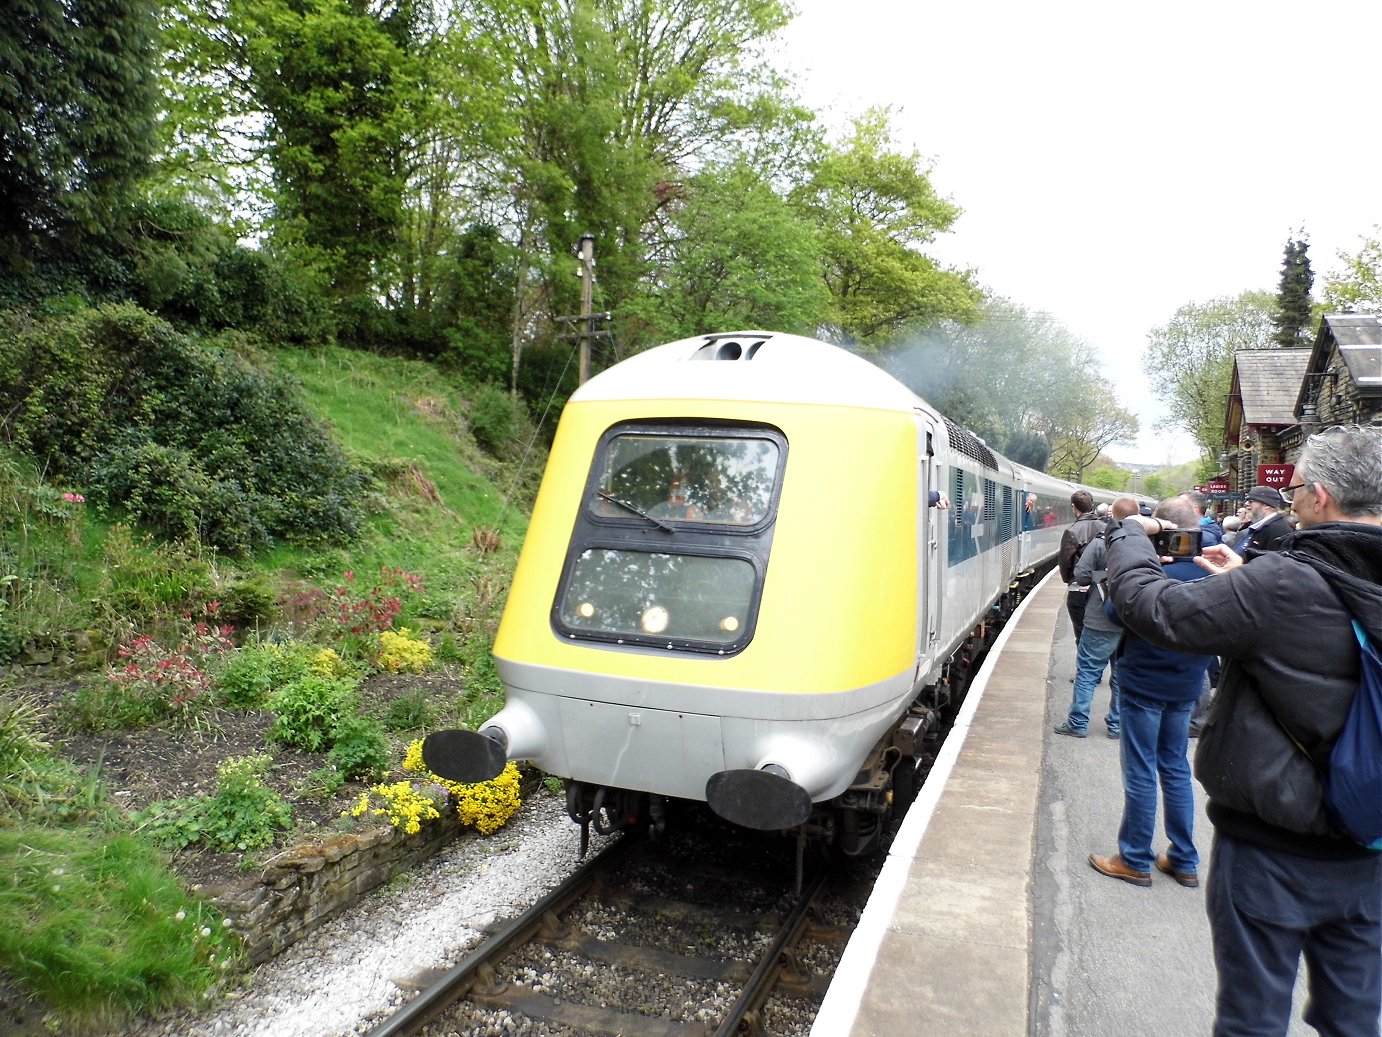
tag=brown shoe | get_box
[1088,853,1152,887]
[1155,853,1200,888]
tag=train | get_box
[423,330,1128,862]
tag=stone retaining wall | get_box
[202,812,470,965]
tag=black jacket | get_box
[1235,511,1292,556]
[1058,513,1103,584]
[1105,519,1382,859]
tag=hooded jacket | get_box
[1105,519,1382,859]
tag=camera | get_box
[1153,527,1203,559]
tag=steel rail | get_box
[362,833,639,1037]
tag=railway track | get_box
[363,810,861,1037]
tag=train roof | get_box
[571,331,927,413]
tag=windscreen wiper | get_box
[597,490,676,533]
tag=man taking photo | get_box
[1103,424,1382,1037]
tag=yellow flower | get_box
[375,628,433,674]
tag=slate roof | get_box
[1236,348,1313,426]
[1324,314,1382,390]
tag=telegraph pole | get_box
[555,233,611,385]
[577,233,594,385]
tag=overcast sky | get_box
[775,0,1382,466]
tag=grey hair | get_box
[1297,424,1382,518]
[1155,495,1199,528]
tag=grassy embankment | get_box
[0,342,541,1031]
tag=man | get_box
[1185,490,1225,548]
[1232,484,1291,555]
[1057,490,1102,645]
[1054,497,1137,739]
[1087,495,1214,886]
[1103,425,1382,1037]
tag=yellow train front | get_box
[424,331,1052,854]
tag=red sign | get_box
[1203,478,1230,494]
[1256,464,1294,488]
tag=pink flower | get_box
[62,492,86,503]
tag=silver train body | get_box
[424,331,1129,854]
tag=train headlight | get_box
[719,615,740,633]
[576,601,596,619]
[641,605,670,634]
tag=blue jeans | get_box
[1063,625,1122,734]
[1116,689,1196,875]
[1207,834,1382,1037]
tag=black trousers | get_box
[1066,589,1089,643]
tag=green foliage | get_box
[94,523,215,625]
[243,0,418,297]
[326,713,391,782]
[0,827,240,1018]
[1322,228,1382,314]
[381,690,437,731]
[0,0,159,273]
[796,108,982,346]
[268,674,357,753]
[1084,466,1130,491]
[214,640,317,709]
[468,383,516,454]
[0,302,371,552]
[1144,292,1276,461]
[622,162,825,345]
[123,197,335,342]
[136,754,292,851]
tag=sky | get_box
[774,0,1382,466]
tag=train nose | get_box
[705,765,813,830]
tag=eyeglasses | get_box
[1280,481,1310,502]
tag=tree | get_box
[622,162,825,343]
[1,0,159,272]
[239,0,421,299]
[1322,228,1382,314]
[1143,291,1275,461]
[794,109,981,347]
[1271,233,1314,347]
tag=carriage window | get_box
[558,550,755,647]
[591,433,779,526]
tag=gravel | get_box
[132,791,589,1037]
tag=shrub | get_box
[0,303,370,553]
[468,383,514,453]
[326,714,391,782]
[135,754,292,852]
[267,675,356,753]
[93,524,216,624]
[382,690,436,732]
[99,614,235,727]
[375,627,432,674]
[348,780,443,836]
[214,640,316,710]
[402,739,522,835]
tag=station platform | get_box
[813,569,1321,1037]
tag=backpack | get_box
[1282,550,1382,850]
[1322,620,1382,850]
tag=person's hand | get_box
[1195,544,1243,576]
[934,492,951,510]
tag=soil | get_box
[1,670,473,1034]
[9,670,469,892]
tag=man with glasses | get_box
[1102,424,1382,1037]
[1233,484,1292,555]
